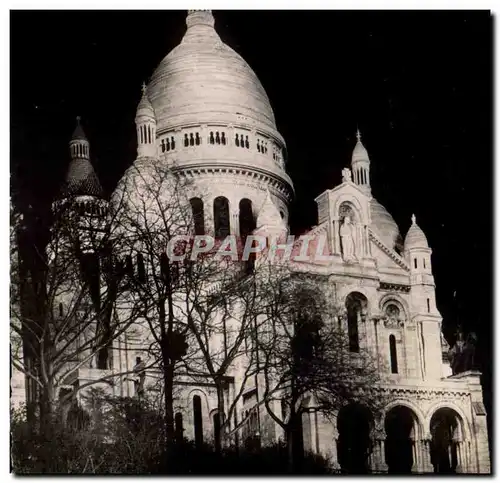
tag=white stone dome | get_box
[147,11,282,144]
[370,198,402,250]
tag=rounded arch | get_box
[384,404,422,473]
[425,401,471,442]
[382,400,426,435]
[379,294,409,320]
[213,196,230,239]
[338,200,360,224]
[345,291,369,353]
[333,194,366,223]
[239,198,255,238]
[337,402,373,474]
[428,405,469,473]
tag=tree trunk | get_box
[215,382,226,453]
[163,352,175,447]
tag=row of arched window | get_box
[189,196,256,239]
[71,143,88,158]
[157,131,284,164]
[139,124,154,144]
[257,139,268,154]
[75,202,106,217]
[209,131,227,145]
[160,136,176,152]
[184,132,201,147]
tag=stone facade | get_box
[11,10,490,474]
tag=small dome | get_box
[352,130,369,163]
[63,158,103,198]
[256,190,285,229]
[404,214,429,250]
[370,198,401,250]
[136,85,155,120]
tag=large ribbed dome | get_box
[370,198,402,250]
[147,11,282,141]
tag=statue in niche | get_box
[340,215,356,262]
[449,328,478,374]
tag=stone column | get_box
[370,428,387,473]
[232,211,240,237]
[421,436,434,473]
[411,435,419,472]
[332,218,341,255]
[453,437,464,473]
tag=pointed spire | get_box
[72,116,87,141]
[136,82,155,120]
[356,128,361,142]
[411,213,416,225]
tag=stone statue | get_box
[449,329,478,374]
[340,216,356,261]
[342,167,352,183]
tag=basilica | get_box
[11,10,490,474]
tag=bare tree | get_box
[10,197,143,435]
[180,253,262,451]
[251,260,386,472]
[111,158,200,447]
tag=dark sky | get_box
[10,10,492,387]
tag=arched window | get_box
[239,198,255,239]
[215,131,220,144]
[184,133,189,147]
[190,197,205,236]
[175,412,184,442]
[209,131,215,144]
[214,196,230,239]
[245,135,250,149]
[166,138,171,151]
[161,139,165,152]
[125,255,134,277]
[171,136,176,150]
[235,134,240,147]
[221,132,226,145]
[189,133,195,146]
[427,298,430,313]
[59,303,64,317]
[257,140,261,153]
[193,395,203,447]
[137,253,146,282]
[414,258,418,269]
[423,258,426,269]
[345,292,367,353]
[389,334,398,374]
[195,132,201,145]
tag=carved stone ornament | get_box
[383,317,404,329]
[341,167,352,183]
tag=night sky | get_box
[10,10,493,416]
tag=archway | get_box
[345,292,368,353]
[430,408,462,473]
[337,403,372,474]
[385,405,418,473]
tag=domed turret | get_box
[404,214,429,250]
[135,83,157,159]
[351,129,371,195]
[64,117,103,198]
